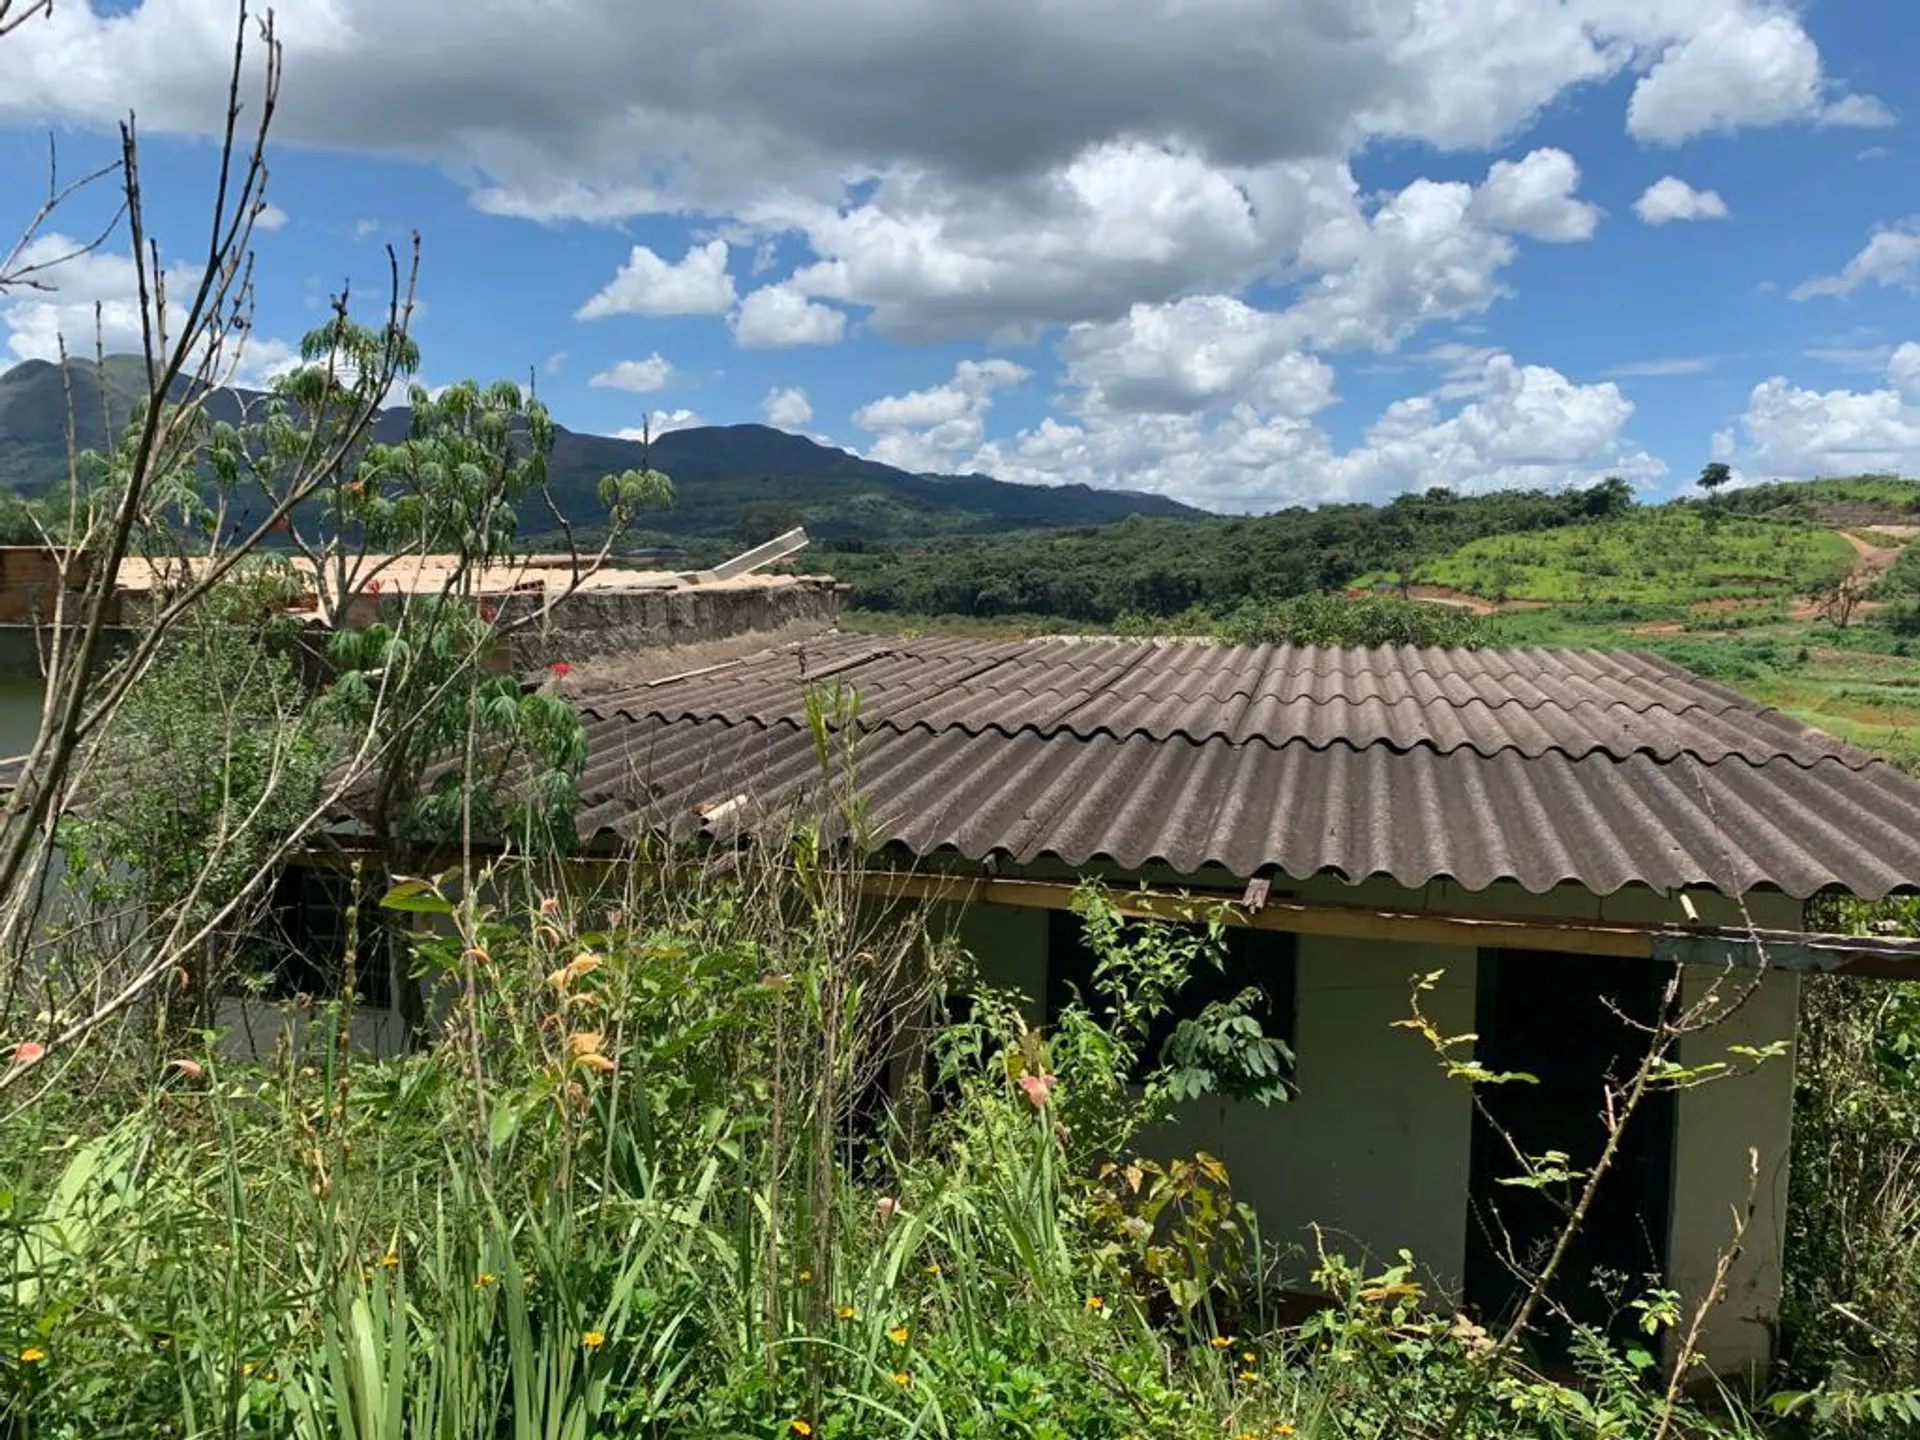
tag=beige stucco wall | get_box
[944,872,1804,1372]
[1147,939,1479,1294]
[1667,964,1800,1375]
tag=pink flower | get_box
[170,1058,204,1080]
[875,1197,897,1226]
[1017,1073,1055,1109]
[550,661,572,676]
[10,1041,45,1068]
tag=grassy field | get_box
[1362,509,1855,604]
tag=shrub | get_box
[1213,593,1490,648]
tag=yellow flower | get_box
[922,1263,941,1277]
[887,1325,910,1344]
[242,1361,257,1376]
[582,1330,605,1349]
[1273,1425,1296,1437]
[1210,1334,1233,1348]
[1242,1350,1256,1363]
[1237,1369,1259,1383]
[837,1304,857,1321]
[475,1273,496,1289]
[378,1251,400,1269]
[790,1422,813,1437]
[19,1346,45,1363]
[797,1269,813,1283]
[890,1370,912,1386]
[1084,1294,1105,1310]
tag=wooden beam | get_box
[863,871,1920,975]
[863,872,1657,957]
[295,842,1920,977]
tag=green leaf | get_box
[380,879,454,915]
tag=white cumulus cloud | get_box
[588,354,675,392]
[1633,176,1728,226]
[1734,344,1920,476]
[576,240,736,319]
[967,349,1660,511]
[852,358,1030,472]
[1059,296,1334,416]
[1626,8,1881,145]
[1794,221,1920,300]
[1468,148,1600,243]
[731,284,847,347]
[760,385,813,428]
[0,0,1863,362]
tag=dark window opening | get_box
[1043,908,1297,1084]
[1465,949,1675,1361]
[224,866,390,1009]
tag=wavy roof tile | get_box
[556,633,1920,898]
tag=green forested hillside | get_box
[0,357,1198,552]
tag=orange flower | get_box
[567,1031,604,1057]
[170,1058,204,1079]
[576,1052,617,1073]
[564,952,602,983]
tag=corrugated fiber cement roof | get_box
[563,632,1920,899]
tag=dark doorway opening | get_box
[1464,949,1676,1359]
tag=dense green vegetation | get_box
[830,480,1634,622]
[0,847,1794,1440]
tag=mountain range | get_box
[0,356,1198,552]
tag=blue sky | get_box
[3,0,1919,511]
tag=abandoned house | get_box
[271,627,1920,1373]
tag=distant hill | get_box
[0,357,1199,550]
